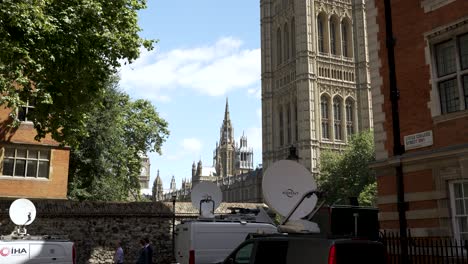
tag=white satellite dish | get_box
[9,198,37,226]
[191,182,222,218]
[262,160,318,221]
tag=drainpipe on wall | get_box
[383,0,409,263]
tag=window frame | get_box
[318,17,325,53]
[279,106,284,146]
[17,98,36,122]
[345,99,355,137]
[1,146,50,179]
[330,20,337,55]
[321,96,330,140]
[449,180,468,241]
[333,98,342,141]
[431,33,468,115]
[277,28,282,65]
[342,20,349,57]
[287,103,291,144]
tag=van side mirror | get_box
[227,257,234,264]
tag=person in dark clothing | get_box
[136,239,147,264]
[144,237,153,264]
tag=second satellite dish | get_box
[262,160,317,221]
[9,198,37,226]
[191,182,222,218]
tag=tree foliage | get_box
[68,77,169,201]
[0,0,154,146]
[317,130,377,206]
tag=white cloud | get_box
[181,138,202,153]
[164,138,203,161]
[119,37,261,101]
[247,88,261,99]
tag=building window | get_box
[277,28,282,65]
[318,18,324,53]
[346,99,354,136]
[18,98,36,122]
[342,21,349,57]
[279,106,284,146]
[450,181,468,241]
[333,98,342,140]
[433,33,468,114]
[291,18,296,58]
[287,103,291,144]
[321,96,329,139]
[294,101,298,141]
[284,24,290,60]
[2,147,50,178]
[330,20,337,55]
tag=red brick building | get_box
[0,104,70,199]
[367,0,468,239]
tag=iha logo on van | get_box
[282,189,299,198]
[0,246,28,257]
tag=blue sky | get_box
[118,1,262,192]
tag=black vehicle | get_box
[222,233,386,264]
[222,205,387,264]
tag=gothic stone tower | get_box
[261,0,372,173]
[235,132,254,174]
[152,170,163,201]
[214,98,236,177]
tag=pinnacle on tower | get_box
[156,170,162,184]
[224,97,230,121]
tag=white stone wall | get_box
[261,0,373,172]
[365,0,388,161]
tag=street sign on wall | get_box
[404,130,433,151]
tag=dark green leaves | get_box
[317,130,377,206]
[0,0,155,145]
[68,77,169,201]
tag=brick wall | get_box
[368,0,468,236]
[0,107,70,199]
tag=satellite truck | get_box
[174,182,278,264]
[0,199,76,264]
[221,160,387,264]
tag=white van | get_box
[175,220,277,264]
[0,238,75,264]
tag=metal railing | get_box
[380,231,468,263]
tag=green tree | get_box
[0,0,154,146]
[67,77,168,201]
[317,130,376,206]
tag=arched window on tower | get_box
[321,96,330,139]
[291,18,296,58]
[333,97,342,140]
[342,20,349,57]
[277,28,282,65]
[318,17,325,53]
[295,100,298,141]
[346,98,354,136]
[284,23,290,60]
[287,103,291,144]
[330,19,337,55]
[279,106,284,146]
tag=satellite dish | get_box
[262,160,317,221]
[9,199,37,226]
[191,182,222,218]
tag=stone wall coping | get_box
[0,199,268,218]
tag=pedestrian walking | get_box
[114,240,124,264]
[144,237,153,264]
[136,239,147,264]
